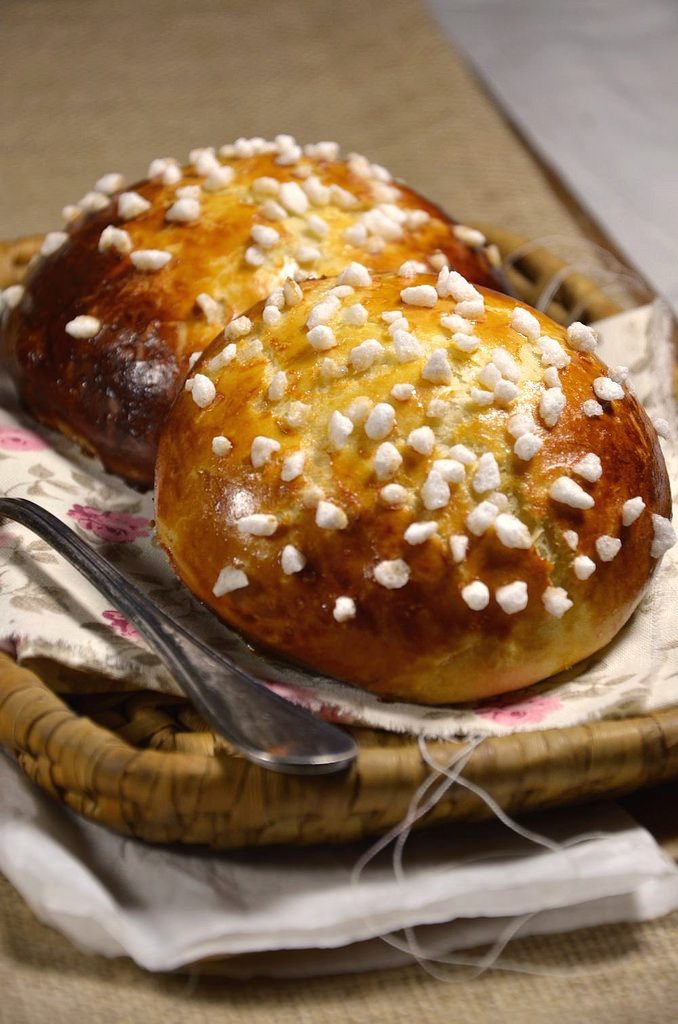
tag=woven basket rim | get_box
[3,652,678,848]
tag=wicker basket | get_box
[3,653,678,849]
[0,234,43,291]
[1,228,675,850]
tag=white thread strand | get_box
[350,732,619,983]
[350,738,482,888]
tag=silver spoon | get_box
[0,497,357,775]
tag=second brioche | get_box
[0,137,500,488]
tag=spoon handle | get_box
[0,497,357,775]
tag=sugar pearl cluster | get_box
[201,270,675,622]
[42,135,495,362]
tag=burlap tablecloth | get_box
[1,0,677,1019]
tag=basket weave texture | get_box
[1,228,675,849]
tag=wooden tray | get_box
[1,228,675,849]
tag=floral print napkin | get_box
[0,303,676,739]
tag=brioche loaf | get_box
[155,269,674,704]
[0,137,500,488]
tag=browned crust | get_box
[0,153,500,488]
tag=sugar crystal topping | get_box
[449,444,476,465]
[510,307,540,340]
[538,336,571,369]
[422,349,453,384]
[472,453,500,494]
[281,451,306,482]
[582,399,603,418]
[572,453,602,482]
[400,284,438,307]
[65,315,100,339]
[433,459,465,483]
[328,410,354,449]
[650,515,676,559]
[95,172,125,194]
[236,514,278,536]
[595,535,622,562]
[380,483,408,506]
[333,596,356,622]
[404,521,439,545]
[282,545,306,575]
[188,373,216,408]
[41,231,68,257]
[566,322,597,353]
[307,324,337,351]
[514,433,543,461]
[407,426,436,455]
[449,534,469,563]
[98,225,132,255]
[350,339,384,371]
[1,284,24,310]
[130,249,172,271]
[466,501,498,536]
[213,567,248,596]
[494,513,532,549]
[51,144,661,633]
[563,530,579,551]
[542,587,573,618]
[573,556,596,580]
[392,329,423,363]
[78,191,110,213]
[315,500,348,530]
[461,581,490,611]
[593,377,625,402]
[118,191,151,220]
[374,559,410,589]
[496,581,528,614]
[374,442,402,479]
[653,417,671,440]
[251,436,281,467]
[543,366,561,389]
[539,387,566,427]
[365,403,396,440]
[212,435,232,456]
[549,477,595,510]
[421,470,450,511]
[622,496,645,526]
[166,197,200,223]
[266,370,288,402]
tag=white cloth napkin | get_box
[2,750,677,976]
[0,303,676,739]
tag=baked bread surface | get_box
[155,272,673,704]
[0,142,499,488]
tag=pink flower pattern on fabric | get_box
[0,426,48,451]
[68,504,150,543]
[264,680,355,724]
[476,693,562,725]
[102,609,141,641]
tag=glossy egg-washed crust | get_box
[155,278,671,705]
[0,148,500,489]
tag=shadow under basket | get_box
[0,228,674,849]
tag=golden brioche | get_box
[0,137,501,488]
[155,269,674,705]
